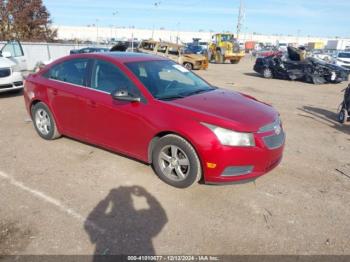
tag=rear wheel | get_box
[263,68,273,79]
[338,109,348,124]
[152,134,201,188]
[31,102,61,140]
[230,59,239,64]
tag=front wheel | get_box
[152,134,202,188]
[31,102,61,140]
[183,62,193,70]
[338,109,348,124]
[215,51,224,64]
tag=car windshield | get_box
[221,34,233,42]
[338,53,350,58]
[126,60,215,100]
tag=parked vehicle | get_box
[311,50,333,62]
[254,47,349,84]
[278,43,288,52]
[1,40,28,72]
[110,41,140,52]
[70,47,109,55]
[0,46,24,93]
[338,84,350,124]
[188,38,208,51]
[184,44,206,55]
[333,52,350,70]
[138,40,208,70]
[24,53,285,188]
[307,42,325,50]
[208,33,245,64]
[326,40,350,51]
[245,41,256,52]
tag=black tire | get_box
[338,109,348,124]
[31,102,61,140]
[183,62,193,70]
[230,60,239,64]
[215,50,224,64]
[262,68,273,79]
[152,134,202,188]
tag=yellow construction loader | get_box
[208,33,245,64]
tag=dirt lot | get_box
[0,57,349,256]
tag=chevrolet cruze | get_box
[24,53,285,188]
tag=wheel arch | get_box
[29,99,62,133]
[29,99,42,116]
[147,130,201,164]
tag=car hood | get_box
[0,57,15,68]
[324,62,349,72]
[167,89,278,132]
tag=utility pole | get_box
[236,0,244,39]
[152,1,161,39]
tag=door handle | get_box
[52,89,58,95]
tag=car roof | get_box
[78,52,168,63]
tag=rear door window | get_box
[46,59,89,86]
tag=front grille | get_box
[263,131,285,149]
[0,68,11,78]
[221,166,254,177]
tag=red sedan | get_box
[24,53,285,188]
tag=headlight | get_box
[202,123,255,147]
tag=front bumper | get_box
[202,130,285,184]
[0,71,24,93]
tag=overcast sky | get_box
[44,0,350,37]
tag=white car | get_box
[0,52,24,93]
[334,52,350,70]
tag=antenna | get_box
[236,0,244,39]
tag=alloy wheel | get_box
[35,109,51,135]
[158,145,190,181]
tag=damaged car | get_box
[254,46,349,84]
[138,40,208,70]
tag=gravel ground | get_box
[0,57,349,256]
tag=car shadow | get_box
[0,90,23,98]
[84,186,167,259]
[243,72,262,78]
[298,106,350,135]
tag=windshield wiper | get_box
[182,88,215,97]
[156,95,186,101]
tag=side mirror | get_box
[1,51,12,58]
[111,89,141,102]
